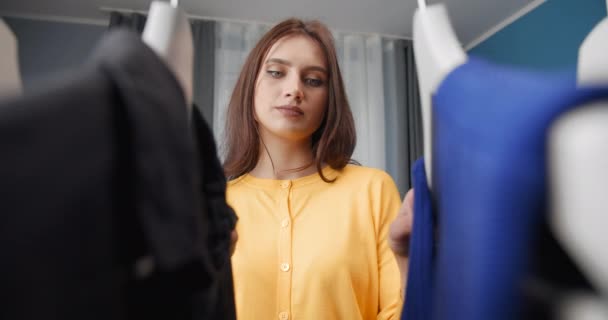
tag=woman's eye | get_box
[305,78,324,87]
[267,70,283,78]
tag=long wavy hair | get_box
[222,18,356,182]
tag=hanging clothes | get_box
[400,158,434,320]
[0,30,236,320]
[401,56,608,320]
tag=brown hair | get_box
[222,18,356,182]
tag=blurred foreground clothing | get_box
[400,158,433,320]
[0,30,236,320]
[400,57,608,320]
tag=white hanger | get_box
[0,19,22,98]
[549,1,608,318]
[413,0,467,187]
[142,0,193,109]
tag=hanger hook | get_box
[417,0,427,10]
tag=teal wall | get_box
[468,0,607,70]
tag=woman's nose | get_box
[284,76,303,101]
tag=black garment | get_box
[0,30,236,320]
[521,221,595,319]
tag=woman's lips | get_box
[275,105,304,117]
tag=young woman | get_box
[223,18,413,320]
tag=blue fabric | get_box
[428,56,608,320]
[401,158,434,320]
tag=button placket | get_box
[277,180,293,317]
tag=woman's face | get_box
[253,34,329,142]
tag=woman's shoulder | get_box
[339,164,394,182]
[226,174,248,190]
[338,165,401,211]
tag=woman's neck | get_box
[250,134,318,180]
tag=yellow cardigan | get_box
[227,164,404,320]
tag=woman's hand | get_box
[389,189,414,285]
[389,189,414,258]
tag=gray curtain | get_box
[383,39,423,195]
[191,21,215,124]
[404,41,424,179]
[107,12,215,125]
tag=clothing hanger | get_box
[142,0,193,108]
[549,0,608,317]
[0,19,22,98]
[413,0,467,188]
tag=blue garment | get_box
[401,158,434,320]
[429,57,608,320]
[400,57,608,320]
